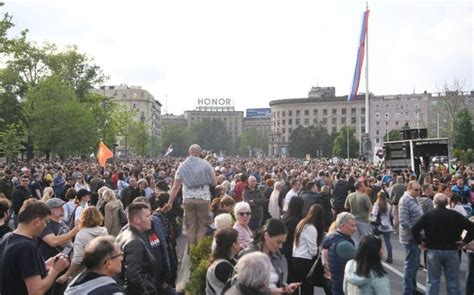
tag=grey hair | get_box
[189,144,201,155]
[248,175,257,182]
[214,213,233,230]
[433,193,448,208]
[335,212,356,228]
[234,202,251,215]
[236,252,271,289]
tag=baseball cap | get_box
[46,198,66,208]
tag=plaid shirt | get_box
[398,192,423,244]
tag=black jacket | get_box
[120,187,140,209]
[332,180,348,210]
[12,186,33,214]
[116,225,157,295]
[301,190,321,216]
[412,207,474,250]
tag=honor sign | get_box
[196,98,235,111]
[197,98,233,107]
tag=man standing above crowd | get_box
[12,175,33,227]
[121,177,139,208]
[412,193,474,295]
[344,181,372,244]
[0,199,69,295]
[165,144,217,247]
[399,180,424,295]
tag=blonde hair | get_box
[97,186,109,197]
[102,189,116,202]
[41,187,54,203]
[79,206,103,228]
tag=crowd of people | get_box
[0,143,473,295]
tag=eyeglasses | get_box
[108,252,123,260]
[412,188,421,191]
[238,212,251,217]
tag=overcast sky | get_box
[4,0,473,115]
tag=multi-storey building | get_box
[269,87,365,156]
[369,93,429,146]
[243,108,271,134]
[95,84,162,149]
[161,114,187,129]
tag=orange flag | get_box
[97,140,113,167]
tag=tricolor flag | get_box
[97,140,114,167]
[164,144,173,157]
[348,9,370,102]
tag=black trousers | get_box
[292,257,316,295]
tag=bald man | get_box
[165,144,217,246]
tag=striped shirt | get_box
[398,192,423,244]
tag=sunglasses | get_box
[238,212,251,217]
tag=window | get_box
[375,112,380,119]
[332,118,337,124]
[341,117,346,124]
[376,130,380,135]
[321,118,327,124]
[376,138,380,144]
[351,117,356,124]
[304,110,309,116]
[375,104,379,109]
[296,119,300,125]
[282,128,286,134]
[133,103,137,109]
[332,108,337,115]
[341,108,346,115]
[361,117,365,124]
[277,111,280,117]
[351,108,356,115]
[361,107,366,114]
[289,110,292,116]
[332,127,337,133]
[395,121,399,126]
[282,119,285,125]
[313,109,318,116]
[323,109,328,116]
[361,127,365,133]
[289,119,293,125]
[376,121,380,126]
[282,111,286,117]
[313,118,318,124]
[296,110,300,116]
[289,128,292,134]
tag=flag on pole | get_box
[164,144,173,157]
[97,140,113,167]
[348,9,370,102]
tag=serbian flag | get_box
[348,9,370,102]
[97,140,113,167]
[164,144,173,157]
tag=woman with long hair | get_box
[206,228,240,295]
[320,185,333,232]
[371,191,393,263]
[103,189,125,236]
[292,204,325,295]
[343,235,390,294]
[41,186,54,203]
[239,219,300,294]
[281,196,304,282]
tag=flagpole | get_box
[365,1,370,143]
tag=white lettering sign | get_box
[196,98,233,107]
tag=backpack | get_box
[371,184,382,203]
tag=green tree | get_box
[239,127,269,156]
[332,127,359,158]
[190,119,231,154]
[127,121,150,157]
[146,135,162,157]
[288,125,333,158]
[26,77,98,158]
[385,129,401,142]
[161,124,193,157]
[454,109,474,150]
[0,124,22,163]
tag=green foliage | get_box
[190,119,231,154]
[185,236,212,295]
[128,121,150,156]
[453,148,474,165]
[161,124,193,157]
[25,77,98,157]
[0,92,23,130]
[238,127,268,156]
[0,124,22,162]
[332,126,359,158]
[146,135,162,157]
[288,125,333,158]
[385,129,401,141]
[454,109,474,150]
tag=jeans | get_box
[353,221,373,245]
[403,241,420,295]
[382,231,393,259]
[467,252,474,295]
[426,249,461,295]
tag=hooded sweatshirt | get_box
[343,260,390,295]
[72,226,108,265]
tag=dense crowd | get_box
[0,144,473,295]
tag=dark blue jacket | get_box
[322,231,356,295]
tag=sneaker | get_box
[385,257,393,263]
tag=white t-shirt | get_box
[283,189,298,212]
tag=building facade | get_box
[269,87,365,157]
[161,114,187,129]
[369,93,429,146]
